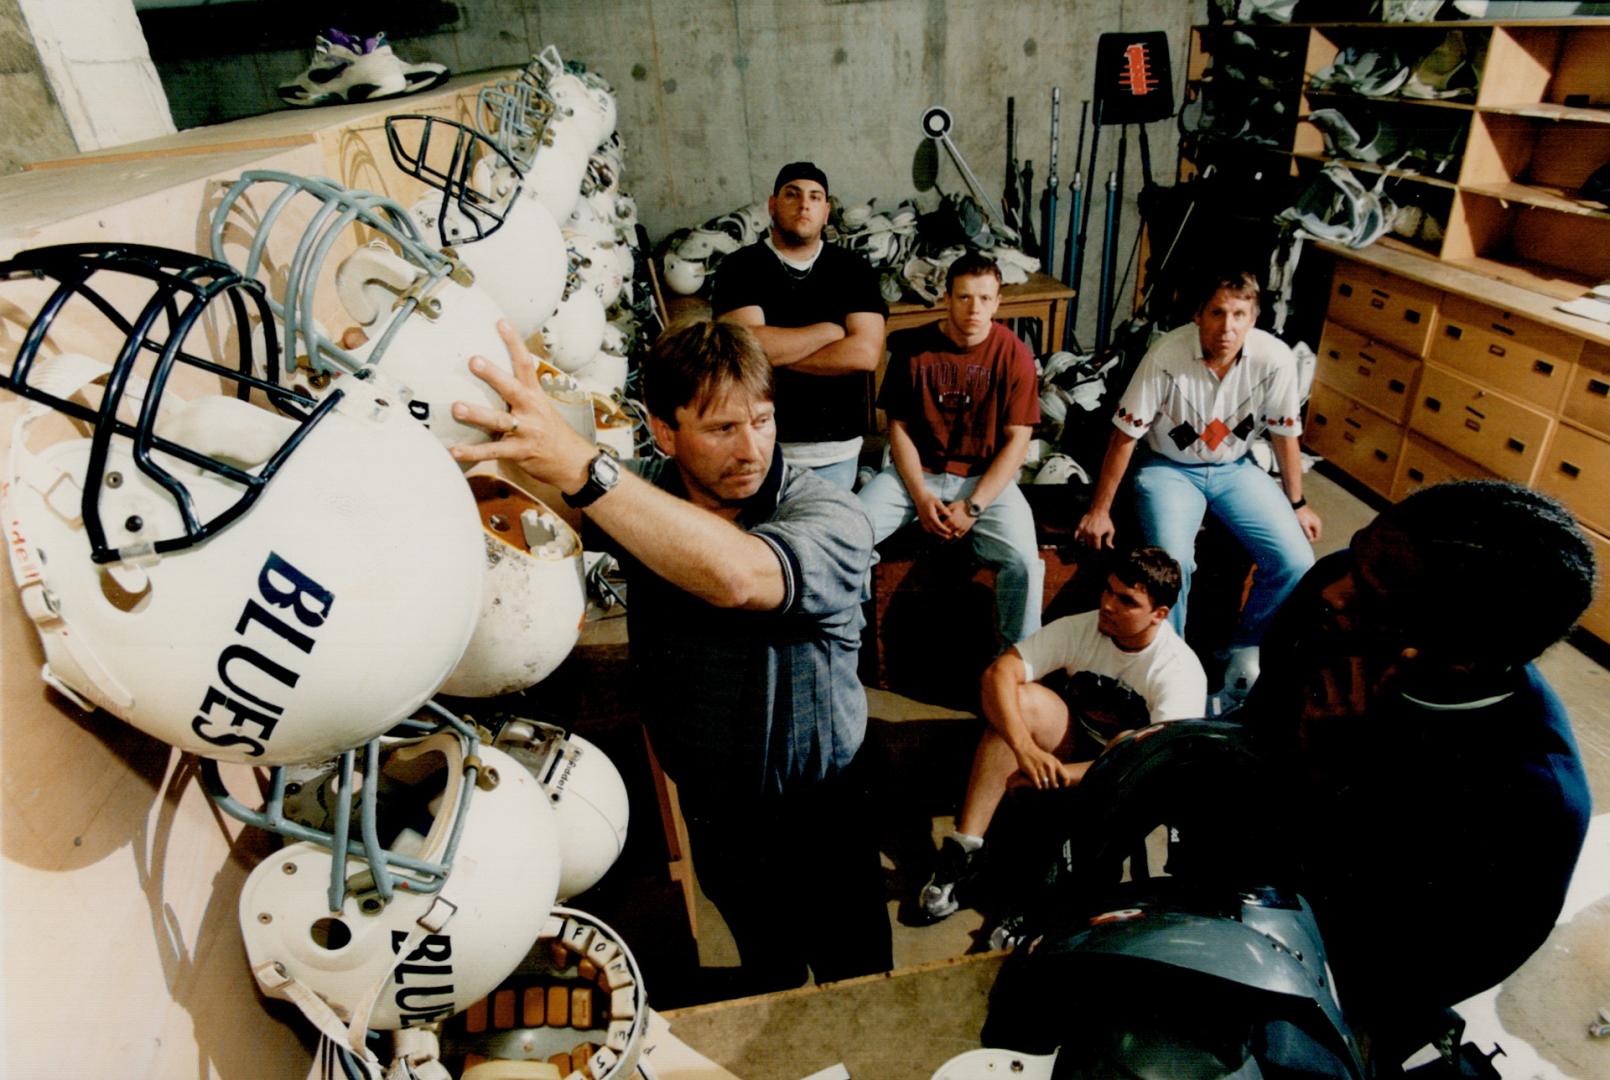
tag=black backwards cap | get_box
[773,161,829,196]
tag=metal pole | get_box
[1042,87,1061,278]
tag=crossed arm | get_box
[721,307,886,375]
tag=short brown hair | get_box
[946,251,1003,291]
[1112,545,1183,611]
[1193,269,1260,315]
[644,318,774,427]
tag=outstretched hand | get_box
[449,320,595,493]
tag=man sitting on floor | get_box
[857,251,1044,645]
[918,546,1207,922]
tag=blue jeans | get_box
[1131,453,1314,647]
[808,457,860,491]
[857,466,1045,644]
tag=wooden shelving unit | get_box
[1183,15,1610,643]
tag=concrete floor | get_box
[679,468,1610,1079]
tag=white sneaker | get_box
[278,30,448,108]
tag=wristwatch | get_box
[563,448,622,508]
[1290,495,1308,511]
[964,498,983,518]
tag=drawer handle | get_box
[1389,379,1406,393]
[1359,350,1378,364]
[1327,348,1341,359]
[1424,396,1442,412]
[1370,288,1389,299]
[1405,309,1422,324]
[1464,418,1482,432]
[1559,460,1580,478]
[1338,283,1354,297]
[1344,417,1363,430]
[1506,438,1526,454]
[1370,298,1386,310]
[1343,432,1358,444]
[1490,322,1516,337]
[1314,412,1329,426]
[1408,467,1426,482]
[1589,379,1609,397]
[1357,365,1372,378]
[1445,325,1463,340]
[1534,360,1554,376]
[1487,343,1507,358]
[1465,405,1486,420]
[1373,449,1389,462]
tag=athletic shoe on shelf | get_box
[277,29,448,108]
[917,836,978,922]
[1401,31,1478,101]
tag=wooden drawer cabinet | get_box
[1409,364,1552,484]
[1391,433,1492,502]
[1327,262,1440,357]
[1579,528,1610,643]
[1304,383,1404,498]
[1535,423,1610,536]
[1316,321,1421,423]
[1430,295,1579,413]
[1561,342,1610,439]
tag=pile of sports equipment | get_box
[0,38,659,1080]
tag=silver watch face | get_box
[591,450,621,488]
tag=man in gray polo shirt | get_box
[451,317,892,993]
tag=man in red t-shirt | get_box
[858,252,1044,643]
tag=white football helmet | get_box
[567,350,628,399]
[226,716,562,1038]
[661,250,706,296]
[210,169,521,450]
[540,273,607,372]
[390,114,569,340]
[530,45,611,150]
[494,720,629,898]
[565,230,627,309]
[0,244,484,765]
[439,465,585,698]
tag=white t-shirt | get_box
[1113,324,1302,465]
[1015,611,1207,723]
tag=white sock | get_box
[950,831,984,853]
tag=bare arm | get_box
[450,322,786,610]
[1273,433,1322,542]
[888,419,957,539]
[721,304,844,368]
[954,425,1033,526]
[1074,428,1139,548]
[980,649,1036,751]
[789,310,886,375]
[981,649,1082,788]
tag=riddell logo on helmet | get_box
[389,930,456,1027]
[409,399,431,425]
[190,552,335,758]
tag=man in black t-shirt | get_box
[712,161,887,488]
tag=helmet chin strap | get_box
[257,893,458,1078]
[5,352,147,714]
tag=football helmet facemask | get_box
[0,244,485,764]
[210,169,518,449]
[219,710,563,1040]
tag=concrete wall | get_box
[0,0,77,173]
[144,0,1202,339]
[16,0,173,151]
